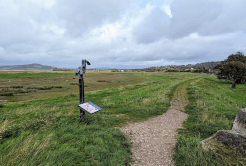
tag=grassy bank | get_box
[0,72,200,165]
[173,75,246,166]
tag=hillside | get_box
[0,63,56,70]
[130,61,222,71]
[157,61,222,70]
[175,61,222,70]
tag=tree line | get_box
[110,51,246,85]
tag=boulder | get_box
[200,108,246,165]
[232,108,246,133]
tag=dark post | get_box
[232,82,236,88]
[79,74,85,119]
[75,59,90,121]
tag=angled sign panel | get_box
[78,101,102,115]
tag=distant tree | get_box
[213,52,246,84]
[123,69,128,72]
[111,69,118,72]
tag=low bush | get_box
[0,92,14,96]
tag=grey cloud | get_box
[170,0,246,37]
[54,0,135,37]
[133,7,170,44]
[133,0,246,43]
[0,1,62,58]
[169,0,222,38]
[197,0,246,36]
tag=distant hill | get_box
[0,63,57,70]
[96,67,113,70]
[168,61,222,70]
[86,67,113,70]
[141,61,222,71]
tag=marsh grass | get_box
[0,71,146,102]
[173,75,246,166]
[0,72,200,165]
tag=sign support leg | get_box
[79,75,87,122]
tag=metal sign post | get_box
[75,60,102,122]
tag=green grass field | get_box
[0,71,245,165]
[174,75,246,166]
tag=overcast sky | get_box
[1,0,246,69]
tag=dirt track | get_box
[115,80,192,166]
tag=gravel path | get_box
[114,81,191,166]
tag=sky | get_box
[0,0,246,69]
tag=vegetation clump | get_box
[97,80,106,82]
[27,86,63,90]
[0,92,13,96]
[111,69,118,72]
[54,86,62,88]
[18,90,33,93]
[10,86,23,88]
[214,51,246,84]
[70,83,79,85]
[38,86,52,90]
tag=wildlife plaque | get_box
[78,101,102,115]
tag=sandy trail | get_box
[114,80,192,166]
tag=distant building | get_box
[117,70,124,72]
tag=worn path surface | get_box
[114,80,193,166]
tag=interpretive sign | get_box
[75,59,102,122]
[78,101,102,115]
